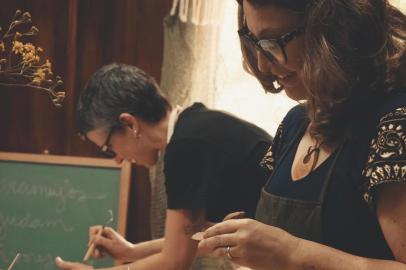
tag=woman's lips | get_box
[277,72,296,86]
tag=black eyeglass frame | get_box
[238,19,305,64]
[99,127,117,158]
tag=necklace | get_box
[302,140,322,172]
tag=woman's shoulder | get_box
[277,104,308,142]
[260,104,307,173]
[376,91,406,121]
[362,90,406,207]
[283,103,307,126]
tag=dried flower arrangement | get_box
[0,10,65,107]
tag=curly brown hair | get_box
[238,0,406,146]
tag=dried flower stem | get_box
[0,10,65,107]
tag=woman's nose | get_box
[256,51,273,73]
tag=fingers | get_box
[91,233,113,249]
[89,225,103,236]
[211,245,243,263]
[89,225,117,240]
[88,226,117,247]
[200,232,239,251]
[213,245,238,257]
[101,226,121,239]
[87,226,116,259]
[88,225,103,246]
[55,257,89,270]
[223,211,245,221]
[92,247,104,259]
[203,219,243,238]
[56,257,93,270]
[55,257,69,269]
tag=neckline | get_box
[289,128,338,182]
[289,141,337,183]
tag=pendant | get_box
[302,144,321,172]
[303,152,312,164]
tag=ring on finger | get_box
[226,246,234,260]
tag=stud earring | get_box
[134,130,141,138]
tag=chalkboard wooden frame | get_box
[0,152,131,237]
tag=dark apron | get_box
[255,123,344,242]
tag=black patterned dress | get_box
[259,92,406,259]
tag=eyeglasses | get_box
[99,127,116,158]
[238,21,304,65]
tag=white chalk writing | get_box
[0,246,55,269]
[0,212,73,240]
[0,178,107,212]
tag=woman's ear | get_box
[119,113,139,131]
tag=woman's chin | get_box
[283,84,306,101]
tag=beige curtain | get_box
[160,0,226,107]
[391,0,406,12]
[151,0,226,239]
[150,0,238,269]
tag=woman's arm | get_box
[56,209,206,270]
[290,184,406,269]
[125,208,205,270]
[375,183,406,263]
[87,226,164,262]
[200,205,406,270]
[129,238,164,260]
[293,238,405,270]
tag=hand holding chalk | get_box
[83,210,114,262]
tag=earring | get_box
[134,130,141,138]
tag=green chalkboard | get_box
[0,152,131,270]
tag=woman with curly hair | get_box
[201,0,406,269]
